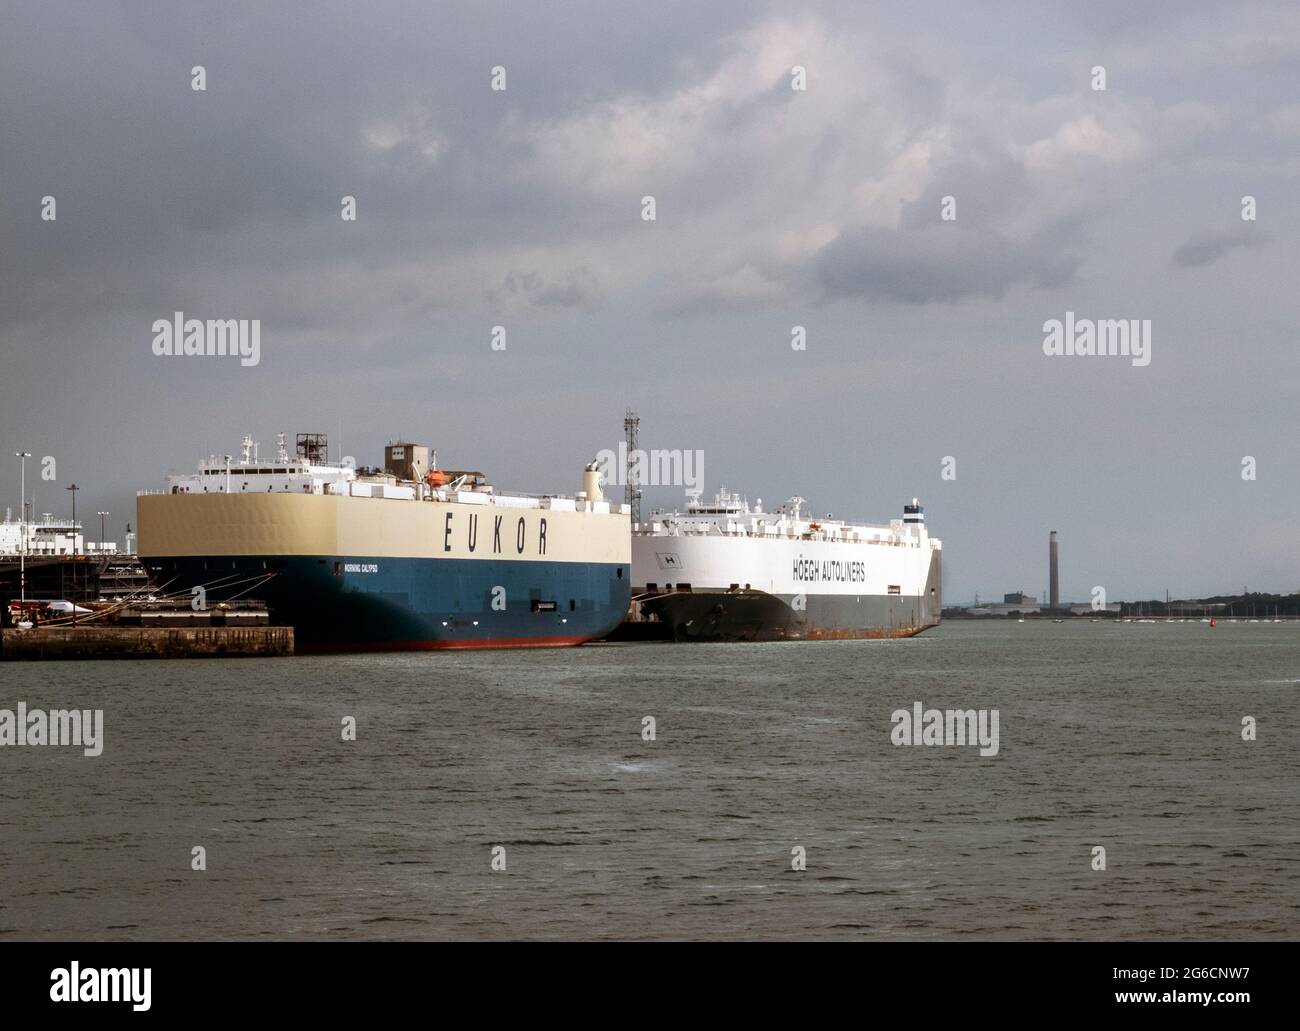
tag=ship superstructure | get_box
[0,512,84,556]
[137,433,630,650]
[632,489,941,641]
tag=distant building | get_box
[984,602,1040,616]
[965,591,1042,616]
[1069,602,1121,616]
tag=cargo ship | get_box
[136,433,630,651]
[631,490,941,642]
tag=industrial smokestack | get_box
[1049,531,1059,610]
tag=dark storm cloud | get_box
[813,222,1081,304]
[1171,226,1270,268]
[0,0,759,329]
[491,268,602,309]
[816,143,1083,304]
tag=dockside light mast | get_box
[624,408,641,525]
[15,450,31,605]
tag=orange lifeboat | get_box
[425,469,448,488]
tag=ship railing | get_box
[650,525,921,546]
[424,488,626,514]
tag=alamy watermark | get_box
[891,701,999,757]
[0,703,103,756]
[595,443,704,492]
[1043,312,1151,367]
[50,963,150,1011]
[151,312,261,367]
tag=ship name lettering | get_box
[440,511,551,557]
[793,556,865,583]
[793,556,818,582]
[820,560,866,583]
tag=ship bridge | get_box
[153,433,366,498]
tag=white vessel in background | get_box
[631,489,941,641]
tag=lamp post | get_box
[15,451,31,606]
[98,511,109,553]
[66,483,79,555]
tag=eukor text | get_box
[442,512,548,555]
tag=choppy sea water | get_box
[0,620,1296,941]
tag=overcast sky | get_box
[2,0,1297,603]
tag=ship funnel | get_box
[582,460,604,502]
[903,499,924,524]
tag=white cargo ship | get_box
[631,490,941,641]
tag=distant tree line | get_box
[1120,592,1299,617]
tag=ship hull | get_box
[138,492,630,651]
[144,554,626,650]
[639,585,937,642]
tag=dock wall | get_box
[0,626,294,660]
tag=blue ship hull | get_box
[143,554,630,650]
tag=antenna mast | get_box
[623,408,641,524]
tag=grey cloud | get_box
[1172,227,1269,268]
[814,223,1081,304]
[492,267,601,310]
[899,145,1035,232]
[816,143,1086,303]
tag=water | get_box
[1,621,1296,940]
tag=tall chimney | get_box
[1049,531,1059,610]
